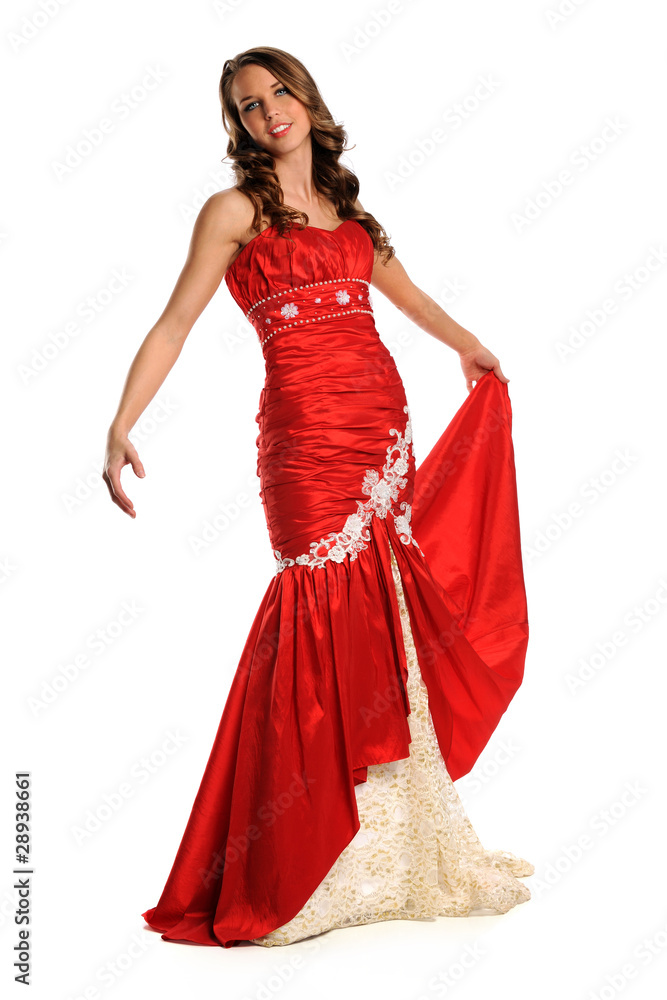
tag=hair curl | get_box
[219,46,395,264]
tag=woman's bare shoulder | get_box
[195,186,256,243]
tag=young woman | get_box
[104,46,534,949]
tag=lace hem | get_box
[251,542,533,946]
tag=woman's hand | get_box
[458,342,509,394]
[103,428,146,518]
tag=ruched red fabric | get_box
[141,219,529,947]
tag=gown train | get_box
[251,542,532,947]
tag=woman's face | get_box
[231,63,311,154]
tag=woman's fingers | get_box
[460,345,510,392]
[125,441,146,480]
[102,436,147,517]
[103,457,137,517]
[492,359,509,383]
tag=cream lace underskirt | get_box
[251,543,534,947]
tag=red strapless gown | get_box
[141,219,532,948]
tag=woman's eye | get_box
[244,87,288,113]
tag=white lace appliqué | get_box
[274,406,422,572]
[251,544,534,947]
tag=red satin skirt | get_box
[141,316,529,947]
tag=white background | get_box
[2,0,666,997]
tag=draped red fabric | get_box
[141,221,529,947]
[409,370,529,781]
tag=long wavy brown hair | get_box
[219,46,395,264]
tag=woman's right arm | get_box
[104,188,248,518]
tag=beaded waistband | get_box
[245,278,374,347]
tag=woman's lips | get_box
[268,122,292,137]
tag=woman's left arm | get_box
[370,250,476,353]
[355,202,509,391]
